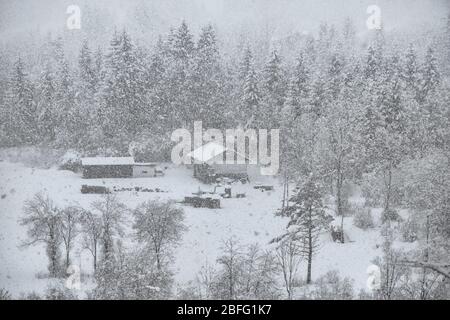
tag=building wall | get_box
[133,166,155,177]
[211,163,248,174]
[82,165,133,179]
[247,164,263,181]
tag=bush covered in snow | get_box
[353,208,375,230]
[58,149,82,172]
[19,291,42,300]
[179,240,281,300]
[92,248,174,300]
[0,288,11,300]
[45,282,78,300]
[310,270,354,300]
[381,208,403,224]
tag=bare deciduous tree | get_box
[20,193,62,277]
[275,237,302,299]
[92,194,126,263]
[133,200,185,270]
[59,206,81,270]
[80,209,102,272]
[216,238,243,300]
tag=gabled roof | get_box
[81,157,135,166]
[187,142,248,164]
[187,142,227,163]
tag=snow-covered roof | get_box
[81,157,135,166]
[187,142,248,163]
[187,142,227,163]
[133,162,158,167]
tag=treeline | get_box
[0,19,449,155]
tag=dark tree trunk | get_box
[384,163,393,212]
[66,248,70,269]
[306,207,313,284]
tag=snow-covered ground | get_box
[0,159,414,297]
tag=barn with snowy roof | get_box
[187,142,250,183]
[81,157,157,179]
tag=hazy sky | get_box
[0,0,448,43]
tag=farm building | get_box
[132,163,158,177]
[187,142,251,183]
[81,157,158,179]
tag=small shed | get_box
[132,163,157,177]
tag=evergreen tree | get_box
[274,177,332,284]
[260,50,286,127]
[167,21,196,126]
[242,65,260,127]
[365,46,379,80]
[147,37,171,132]
[191,24,225,127]
[417,47,440,104]
[328,53,344,99]
[53,38,77,145]
[37,61,56,141]
[443,14,450,75]
[5,58,37,144]
[403,45,418,89]
[262,50,286,107]
[239,47,253,82]
[286,53,310,120]
[101,30,147,143]
[79,40,96,96]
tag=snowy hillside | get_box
[0,159,419,298]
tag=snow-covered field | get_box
[0,159,414,297]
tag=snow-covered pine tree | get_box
[101,30,147,147]
[168,21,196,127]
[274,177,332,284]
[287,52,310,117]
[242,63,260,127]
[5,58,37,145]
[328,52,344,100]
[365,46,379,80]
[403,45,418,91]
[52,38,78,145]
[260,50,287,127]
[239,47,253,82]
[376,54,407,217]
[37,61,56,141]
[147,37,171,132]
[417,47,440,104]
[191,24,226,128]
[78,40,96,98]
[443,13,450,75]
